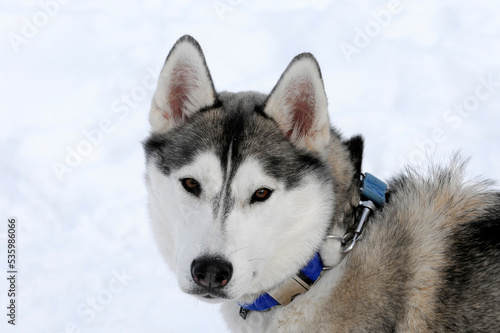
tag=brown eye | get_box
[251,188,273,204]
[181,178,201,197]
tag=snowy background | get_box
[1,0,499,332]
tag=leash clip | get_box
[341,173,387,253]
[341,200,376,253]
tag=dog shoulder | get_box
[433,199,500,330]
[384,162,500,331]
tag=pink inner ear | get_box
[167,63,193,122]
[286,80,316,139]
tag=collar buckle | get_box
[267,274,311,306]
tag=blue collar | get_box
[238,252,323,318]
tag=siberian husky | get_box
[144,35,500,332]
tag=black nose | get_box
[191,258,233,290]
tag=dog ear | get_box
[149,35,216,133]
[264,53,330,153]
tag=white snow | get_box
[1,0,499,332]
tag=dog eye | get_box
[181,178,201,197]
[251,188,273,203]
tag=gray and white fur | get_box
[144,35,500,332]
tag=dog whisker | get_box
[230,247,250,255]
[247,258,268,262]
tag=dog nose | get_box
[191,258,233,290]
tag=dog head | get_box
[144,35,342,304]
